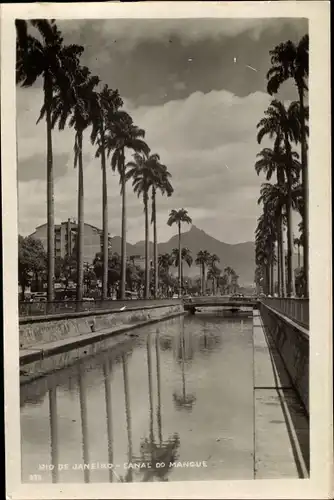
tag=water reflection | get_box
[134,330,180,482]
[21,315,256,483]
[173,329,196,412]
[103,360,113,482]
[48,388,59,483]
[122,353,133,483]
[78,365,90,483]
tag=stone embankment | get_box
[19,301,184,378]
[259,303,309,414]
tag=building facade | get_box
[30,219,111,264]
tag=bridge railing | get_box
[260,298,309,329]
[19,298,181,318]
[183,295,256,305]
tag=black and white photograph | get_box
[2,2,332,499]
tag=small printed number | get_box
[29,474,42,481]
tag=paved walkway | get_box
[253,310,309,478]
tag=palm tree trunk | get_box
[101,128,108,300]
[297,244,301,269]
[203,264,206,295]
[178,222,182,297]
[144,194,150,299]
[152,188,158,298]
[76,131,84,304]
[270,259,274,296]
[285,141,295,297]
[45,74,55,303]
[181,260,184,293]
[280,221,286,297]
[298,89,308,297]
[277,228,281,296]
[120,149,126,300]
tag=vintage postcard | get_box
[1,1,332,499]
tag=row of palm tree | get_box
[158,246,238,296]
[254,34,309,298]
[16,19,176,303]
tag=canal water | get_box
[20,312,255,483]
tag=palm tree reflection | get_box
[103,358,113,482]
[173,330,196,411]
[134,330,180,482]
[48,387,59,483]
[78,364,90,483]
[122,353,133,482]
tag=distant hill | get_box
[111,224,256,286]
[110,224,302,286]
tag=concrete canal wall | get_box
[19,301,184,369]
[259,303,309,415]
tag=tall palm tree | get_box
[91,85,123,299]
[51,65,99,302]
[126,153,152,299]
[267,35,309,296]
[171,247,193,293]
[255,146,300,296]
[105,113,149,299]
[257,100,301,296]
[16,19,84,302]
[195,250,211,295]
[149,160,173,298]
[167,209,192,297]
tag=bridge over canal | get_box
[183,295,259,313]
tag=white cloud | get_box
[18,86,277,244]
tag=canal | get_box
[20,311,256,483]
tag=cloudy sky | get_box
[17,17,307,244]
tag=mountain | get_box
[110,224,301,286]
[111,225,256,286]
[157,225,256,285]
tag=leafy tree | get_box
[18,236,46,300]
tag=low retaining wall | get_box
[260,303,309,415]
[20,302,183,349]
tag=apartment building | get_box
[29,219,112,264]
